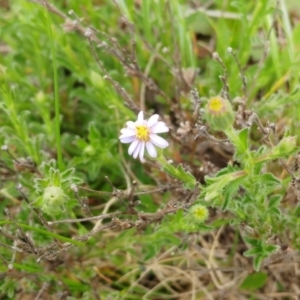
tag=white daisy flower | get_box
[119,111,169,162]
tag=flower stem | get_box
[224,127,241,149]
[45,7,64,170]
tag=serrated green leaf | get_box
[252,173,282,195]
[61,168,75,179]
[177,164,197,187]
[259,173,281,188]
[50,168,61,186]
[205,170,247,201]
[162,162,197,190]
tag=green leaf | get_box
[254,136,298,163]
[243,248,261,257]
[268,195,282,208]
[204,171,247,201]
[90,70,105,89]
[158,157,197,190]
[225,127,250,160]
[13,262,43,273]
[88,122,101,141]
[177,164,197,189]
[206,165,238,181]
[264,244,278,254]
[240,272,267,290]
[61,277,90,293]
[75,137,88,149]
[222,177,242,211]
[195,223,212,231]
[237,127,249,154]
[61,167,75,179]
[143,243,158,261]
[268,207,281,216]
[211,218,230,228]
[253,255,264,271]
[50,168,61,186]
[252,173,282,195]
[259,173,281,188]
[88,162,101,180]
[243,236,260,247]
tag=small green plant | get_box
[0,0,300,299]
[33,161,82,216]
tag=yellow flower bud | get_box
[189,204,209,223]
[204,96,235,131]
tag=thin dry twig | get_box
[212,52,230,101]
[34,282,49,300]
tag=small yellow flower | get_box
[208,97,226,115]
[189,204,209,223]
[204,96,235,131]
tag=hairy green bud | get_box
[84,145,96,156]
[41,186,66,215]
[189,204,209,223]
[204,96,235,131]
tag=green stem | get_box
[225,127,239,146]
[45,7,64,170]
[225,127,253,172]
[224,127,247,154]
[253,153,272,164]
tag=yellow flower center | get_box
[136,125,150,141]
[208,97,224,113]
[193,208,207,219]
[190,205,208,222]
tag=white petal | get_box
[119,133,135,140]
[147,114,159,127]
[120,136,136,143]
[150,134,169,148]
[133,141,142,159]
[126,121,136,129]
[150,122,169,133]
[137,111,144,122]
[128,139,139,155]
[121,128,135,135]
[120,130,136,138]
[139,142,145,162]
[146,142,157,158]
